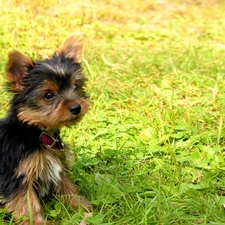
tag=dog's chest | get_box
[16,150,63,197]
[36,155,63,197]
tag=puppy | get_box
[0,33,92,224]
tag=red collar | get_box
[39,132,64,151]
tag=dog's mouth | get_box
[60,115,83,125]
[68,115,83,123]
[37,116,83,132]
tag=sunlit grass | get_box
[1,0,225,224]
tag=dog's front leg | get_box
[58,176,93,225]
[58,175,92,212]
[5,186,44,225]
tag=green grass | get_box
[2,0,225,224]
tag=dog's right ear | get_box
[6,51,34,92]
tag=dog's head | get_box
[6,33,88,131]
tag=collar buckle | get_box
[39,132,64,151]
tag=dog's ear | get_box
[6,51,34,92]
[56,32,84,63]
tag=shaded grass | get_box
[1,0,225,224]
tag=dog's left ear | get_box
[6,51,34,92]
[56,32,84,63]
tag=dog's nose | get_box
[70,104,81,115]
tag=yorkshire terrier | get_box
[0,33,92,224]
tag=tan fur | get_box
[57,176,92,211]
[9,149,91,224]
[15,150,63,196]
[57,32,84,63]
[6,51,34,92]
[5,187,44,225]
[17,97,88,130]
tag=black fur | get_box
[0,114,41,198]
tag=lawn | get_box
[1,0,225,224]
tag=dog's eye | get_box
[73,84,78,90]
[44,92,55,101]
